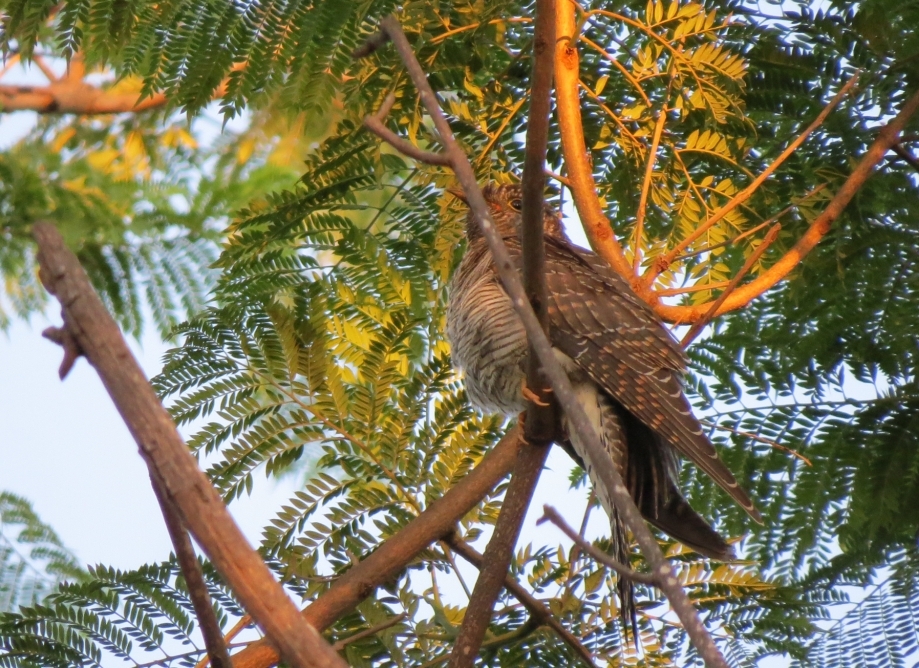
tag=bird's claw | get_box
[521,380,551,407]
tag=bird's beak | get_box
[447,186,468,204]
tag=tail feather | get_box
[611,510,638,643]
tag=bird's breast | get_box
[446,258,528,416]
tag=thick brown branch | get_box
[151,477,232,668]
[228,427,523,668]
[445,535,598,668]
[655,86,919,324]
[33,222,346,668]
[554,0,633,282]
[360,12,731,668]
[521,0,558,445]
[538,506,657,585]
[680,223,781,347]
[448,440,551,668]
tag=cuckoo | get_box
[446,182,760,627]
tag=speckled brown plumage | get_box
[446,184,760,584]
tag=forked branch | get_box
[33,223,347,668]
[355,13,731,668]
[227,428,523,668]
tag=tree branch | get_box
[537,506,657,585]
[680,223,781,347]
[449,4,557,664]
[355,13,732,668]
[331,614,406,651]
[150,477,232,668]
[228,427,523,668]
[554,0,633,282]
[447,440,551,668]
[654,86,919,324]
[363,93,452,166]
[644,74,860,287]
[33,222,347,668]
[445,534,598,668]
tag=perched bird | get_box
[446,182,760,630]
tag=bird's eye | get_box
[509,198,523,211]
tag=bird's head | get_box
[448,182,567,242]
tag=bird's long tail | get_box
[561,379,638,640]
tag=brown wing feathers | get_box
[510,235,761,523]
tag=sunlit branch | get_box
[645,74,860,287]
[680,223,780,346]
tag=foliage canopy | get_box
[1,0,919,666]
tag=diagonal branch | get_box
[33,222,347,668]
[537,506,657,585]
[447,440,551,668]
[644,74,860,287]
[356,12,731,668]
[680,223,781,347]
[150,476,232,668]
[445,534,598,668]
[362,92,452,166]
[227,427,523,668]
[654,86,919,324]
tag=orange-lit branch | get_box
[644,75,860,287]
[655,86,919,325]
[555,0,633,282]
[680,223,781,346]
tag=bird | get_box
[445,181,760,632]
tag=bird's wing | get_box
[539,238,761,522]
[543,238,687,374]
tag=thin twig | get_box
[351,29,391,59]
[892,143,919,173]
[633,98,669,273]
[645,74,860,287]
[360,10,732,668]
[445,535,598,667]
[33,223,347,668]
[195,615,252,668]
[151,477,232,668]
[653,86,919,324]
[657,280,731,297]
[680,223,781,346]
[363,93,452,166]
[538,506,657,585]
[700,420,812,467]
[331,614,407,651]
[673,184,828,261]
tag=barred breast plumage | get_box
[446,182,760,633]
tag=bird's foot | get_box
[521,379,551,407]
